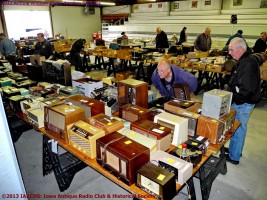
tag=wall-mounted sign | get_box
[205,1,211,6]
[174,3,179,9]
[260,1,267,8]
[233,0,243,6]
[192,1,198,8]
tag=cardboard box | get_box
[72,78,103,97]
[29,55,46,65]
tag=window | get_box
[4,10,52,40]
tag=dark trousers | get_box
[70,52,84,72]
[6,55,17,72]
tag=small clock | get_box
[137,162,176,200]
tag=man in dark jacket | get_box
[70,39,86,72]
[253,32,267,53]
[194,27,212,52]
[226,37,261,165]
[155,27,169,52]
[225,30,243,46]
[151,57,197,98]
[35,33,53,59]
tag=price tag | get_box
[211,119,217,123]
[167,158,175,164]
[159,126,165,130]
[107,122,113,126]
[157,174,165,181]
[130,133,135,137]
[139,110,144,113]
[89,102,94,105]
[124,140,132,145]
[191,142,198,146]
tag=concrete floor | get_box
[13,67,267,200]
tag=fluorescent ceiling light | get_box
[99,2,116,6]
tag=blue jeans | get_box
[229,103,255,161]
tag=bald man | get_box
[155,27,169,51]
[194,27,212,52]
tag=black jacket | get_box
[34,40,53,59]
[156,31,169,49]
[228,51,261,105]
[253,38,267,53]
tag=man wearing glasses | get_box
[226,37,261,165]
[151,57,197,98]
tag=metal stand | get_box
[42,135,87,192]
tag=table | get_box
[10,108,240,200]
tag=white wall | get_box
[0,96,27,200]
[102,5,131,15]
[222,0,265,10]
[51,6,101,40]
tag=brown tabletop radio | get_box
[87,113,124,135]
[96,132,150,185]
[130,119,172,151]
[65,94,104,118]
[44,103,85,142]
[119,104,152,122]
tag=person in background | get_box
[120,32,128,45]
[226,37,261,165]
[70,38,86,72]
[0,33,17,72]
[170,34,178,44]
[34,33,53,59]
[226,30,243,46]
[194,27,212,52]
[155,27,169,52]
[151,57,197,98]
[253,32,267,53]
[178,27,187,45]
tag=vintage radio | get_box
[68,120,105,158]
[8,72,23,79]
[59,86,81,96]
[164,100,201,137]
[115,71,134,82]
[9,95,26,111]
[29,54,46,65]
[0,77,13,87]
[44,103,86,142]
[220,108,236,132]
[173,84,191,100]
[117,127,157,153]
[154,112,188,146]
[18,88,29,96]
[150,150,193,185]
[202,89,232,120]
[29,86,55,97]
[72,78,103,97]
[148,96,173,109]
[42,96,66,107]
[130,119,172,151]
[38,82,54,89]
[184,135,210,153]
[0,71,7,78]
[2,87,21,103]
[26,63,44,81]
[148,90,157,103]
[10,76,28,83]
[27,107,45,128]
[96,132,150,185]
[196,115,224,144]
[66,94,105,118]
[137,162,176,200]
[112,116,131,130]
[87,113,123,135]
[42,60,72,86]
[118,78,148,108]
[13,79,37,89]
[206,64,225,73]
[186,51,209,59]
[119,104,152,122]
[20,96,45,114]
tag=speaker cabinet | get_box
[231,14,237,24]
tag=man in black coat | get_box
[253,32,267,53]
[155,27,169,52]
[70,39,86,72]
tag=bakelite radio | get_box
[96,132,150,185]
[154,112,188,146]
[119,104,152,122]
[150,150,193,185]
[136,162,176,200]
[117,127,157,154]
[68,120,105,159]
[172,83,191,100]
[202,89,232,120]
[164,100,201,137]
[27,107,45,128]
[118,78,148,108]
[44,103,85,142]
[20,96,44,114]
[66,94,105,118]
[87,113,124,135]
[9,95,26,112]
[130,119,172,151]
[13,79,37,89]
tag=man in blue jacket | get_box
[226,37,261,165]
[151,58,197,98]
